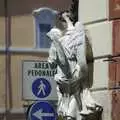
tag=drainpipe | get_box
[4,0,12,119]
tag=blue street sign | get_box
[29,101,57,120]
[32,78,51,98]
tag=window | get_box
[34,8,57,49]
[39,24,51,48]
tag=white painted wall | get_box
[92,90,112,120]
[85,21,112,57]
[85,22,112,89]
[79,0,108,23]
[92,59,109,89]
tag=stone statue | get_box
[47,12,103,120]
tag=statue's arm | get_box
[62,12,74,30]
[48,43,58,69]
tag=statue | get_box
[47,12,103,120]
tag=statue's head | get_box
[55,11,72,31]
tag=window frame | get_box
[33,7,57,51]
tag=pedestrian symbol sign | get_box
[29,101,57,120]
[22,60,58,100]
[32,78,51,98]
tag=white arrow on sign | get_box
[33,109,54,120]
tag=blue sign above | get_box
[32,78,51,98]
[29,101,57,120]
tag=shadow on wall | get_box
[1,0,72,16]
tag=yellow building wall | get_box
[11,15,34,48]
[0,55,5,109]
[0,0,5,47]
[0,18,5,47]
[0,0,72,119]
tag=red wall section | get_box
[109,20,120,88]
[109,0,120,19]
[112,90,120,120]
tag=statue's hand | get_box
[47,28,62,41]
[62,12,70,20]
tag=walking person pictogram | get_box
[37,80,46,96]
[32,78,52,98]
